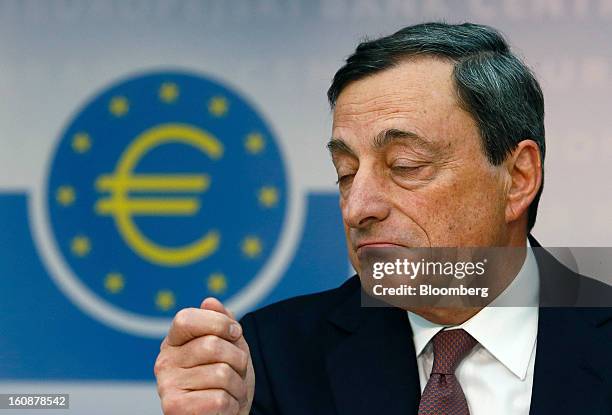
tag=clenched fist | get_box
[154,297,255,415]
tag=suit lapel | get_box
[324,280,421,415]
[530,307,611,414]
[529,235,611,414]
[529,235,579,306]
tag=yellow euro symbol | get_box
[95,123,223,267]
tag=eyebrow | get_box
[373,128,435,151]
[326,137,357,158]
[326,128,436,158]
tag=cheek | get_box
[342,220,351,242]
[399,166,505,245]
[343,221,361,272]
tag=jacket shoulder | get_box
[241,275,359,329]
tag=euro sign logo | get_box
[95,124,222,266]
[41,71,292,337]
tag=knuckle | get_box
[206,312,228,336]
[154,353,171,376]
[156,374,174,397]
[161,394,182,415]
[212,390,231,411]
[173,307,195,331]
[202,335,221,356]
[215,362,232,384]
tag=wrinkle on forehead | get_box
[334,91,428,124]
[331,58,478,157]
[332,57,459,125]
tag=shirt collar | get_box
[407,240,539,380]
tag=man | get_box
[154,22,612,414]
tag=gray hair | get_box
[328,22,545,230]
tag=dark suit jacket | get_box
[240,237,612,414]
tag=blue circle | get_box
[47,71,288,317]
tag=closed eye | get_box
[335,174,355,185]
[392,165,423,173]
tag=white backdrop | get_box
[0,1,611,413]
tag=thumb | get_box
[201,297,249,355]
[200,297,236,320]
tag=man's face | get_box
[330,57,510,276]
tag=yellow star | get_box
[56,185,76,207]
[241,236,262,258]
[104,272,125,294]
[258,186,279,208]
[109,96,129,117]
[159,82,179,103]
[71,235,91,257]
[208,96,229,117]
[72,132,91,153]
[245,132,265,154]
[156,290,176,311]
[207,272,227,294]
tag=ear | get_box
[504,140,542,224]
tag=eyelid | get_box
[334,161,357,180]
[391,161,423,169]
[335,173,355,185]
[390,163,427,177]
[331,151,357,167]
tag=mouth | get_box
[355,242,406,256]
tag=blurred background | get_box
[0,0,611,413]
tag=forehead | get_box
[332,57,466,144]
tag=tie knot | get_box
[431,329,478,375]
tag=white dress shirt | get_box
[408,242,539,415]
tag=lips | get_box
[355,242,406,255]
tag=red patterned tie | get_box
[418,329,478,415]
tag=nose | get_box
[342,167,390,229]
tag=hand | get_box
[155,298,255,415]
